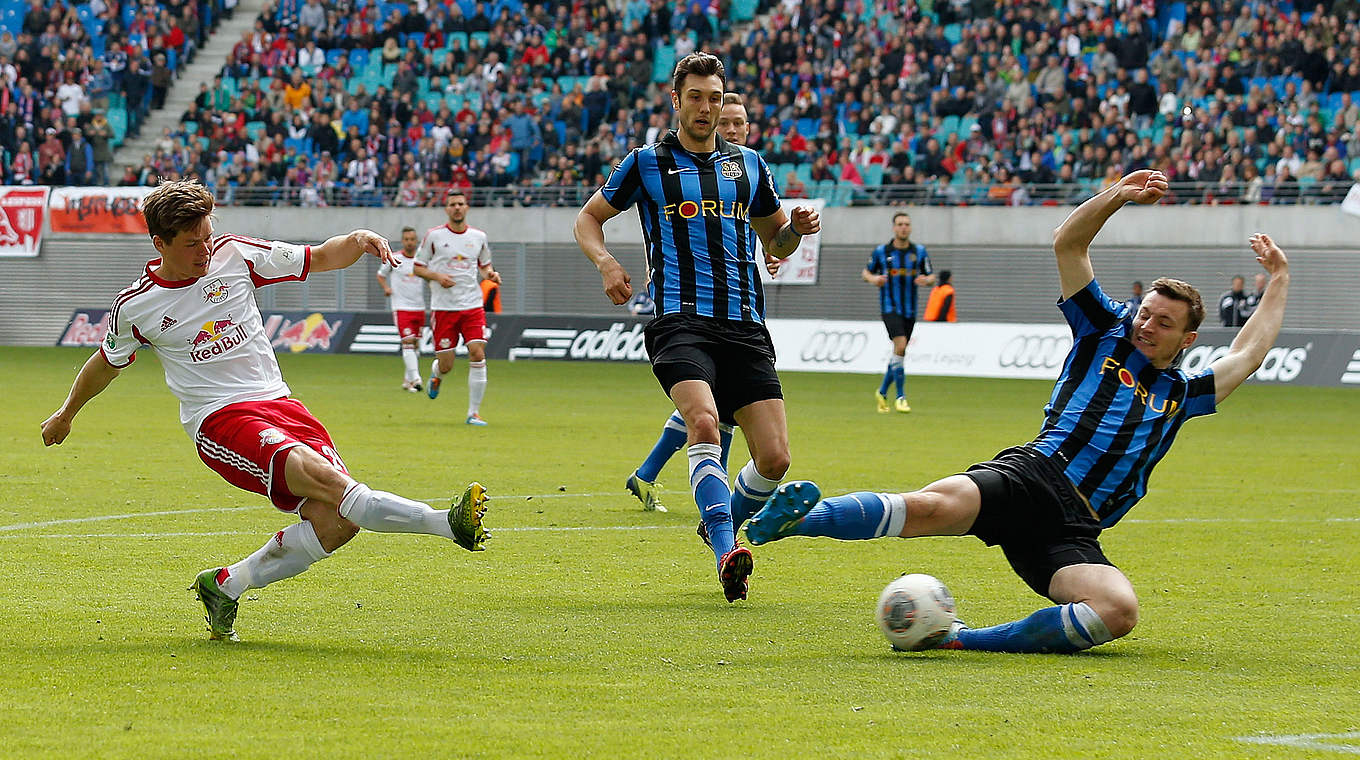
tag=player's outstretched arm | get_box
[1053,169,1168,299]
[41,352,122,446]
[574,190,632,305]
[1209,234,1290,403]
[310,230,399,273]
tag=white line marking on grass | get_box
[1236,732,1360,754]
[0,525,688,539]
[0,507,256,532]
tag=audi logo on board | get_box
[998,334,1072,369]
[801,329,870,363]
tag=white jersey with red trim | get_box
[417,224,490,311]
[377,253,427,311]
[102,234,310,439]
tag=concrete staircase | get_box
[113,0,268,168]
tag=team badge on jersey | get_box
[258,428,286,447]
[104,332,115,349]
[719,160,743,180]
[203,278,229,304]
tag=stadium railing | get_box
[201,181,1356,208]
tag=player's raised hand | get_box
[599,256,632,304]
[40,411,71,446]
[1249,233,1288,275]
[1117,170,1168,205]
[790,205,820,236]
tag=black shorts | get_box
[881,313,916,340]
[643,313,782,425]
[962,446,1115,599]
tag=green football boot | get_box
[450,482,490,551]
[190,568,239,642]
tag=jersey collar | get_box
[661,129,735,164]
[145,259,200,288]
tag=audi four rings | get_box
[800,330,871,363]
[997,335,1073,369]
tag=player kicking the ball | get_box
[41,180,490,642]
[746,170,1291,652]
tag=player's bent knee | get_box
[755,450,790,481]
[686,412,721,443]
[1089,591,1139,639]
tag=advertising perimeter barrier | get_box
[57,310,1360,389]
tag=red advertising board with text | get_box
[0,186,51,257]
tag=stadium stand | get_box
[4,0,1360,207]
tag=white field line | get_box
[0,493,1356,538]
[1236,732,1360,754]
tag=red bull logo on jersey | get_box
[189,318,248,362]
[1099,356,1179,416]
[202,278,229,304]
[662,199,749,222]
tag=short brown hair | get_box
[1148,277,1205,331]
[722,92,744,106]
[672,52,725,94]
[142,179,213,243]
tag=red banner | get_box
[48,186,154,234]
[0,186,51,256]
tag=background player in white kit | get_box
[376,226,429,392]
[39,180,490,642]
[414,190,502,426]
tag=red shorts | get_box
[393,310,426,341]
[195,397,348,512]
[432,307,486,352]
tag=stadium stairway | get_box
[113,0,269,170]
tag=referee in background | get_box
[574,52,820,602]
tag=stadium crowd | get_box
[0,0,227,186]
[4,0,1360,206]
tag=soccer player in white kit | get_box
[376,226,429,392]
[414,190,501,425]
[40,180,490,642]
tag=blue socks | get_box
[729,460,780,530]
[878,354,905,398]
[954,602,1114,653]
[688,443,733,566]
[636,413,734,482]
[797,492,907,540]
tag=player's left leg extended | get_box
[630,414,734,513]
[946,564,1131,654]
[466,339,488,425]
[747,474,980,545]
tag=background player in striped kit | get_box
[575,53,820,601]
[862,212,935,413]
[415,190,502,426]
[746,169,1292,653]
[40,180,490,642]
[625,91,783,515]
[375,226,429,392]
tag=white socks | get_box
[219,520,330,599]
[431,358,447,380]
[878,492,908,537]
[468,360,487,416]
[401,347,419,382]
[338,482,455,539]
[734,460,780,500]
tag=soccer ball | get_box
[875,573,957,651]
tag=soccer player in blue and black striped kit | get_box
[862,212,935,413]
[746,170,1293,651]
[575,53,820,602]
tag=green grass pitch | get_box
[1,347,1357,758]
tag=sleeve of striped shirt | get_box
[102,298,141,368]
[866,246,884,274]
[1057,279,1127,337]
[600,149,643,211]
[222,235,310,286]
[918,246,932,275]
[749,153,781,218]
[1180,370,1217,418]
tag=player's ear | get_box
[151,234,168,255]
[1180,331,1197,351]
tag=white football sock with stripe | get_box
[468,360,487,415]
[338,482,455,539]
[401,347,419,382]
[219,520,330,599]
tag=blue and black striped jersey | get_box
[1029,279,1218,528]
[600,130,781,323]
[867,242,931,317]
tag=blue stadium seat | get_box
[245,121,266,140]
[447,31,468,49]
[862,163,884,187]
[326,48,346,67]
[470,31,490,47]
[349,48,368,69]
